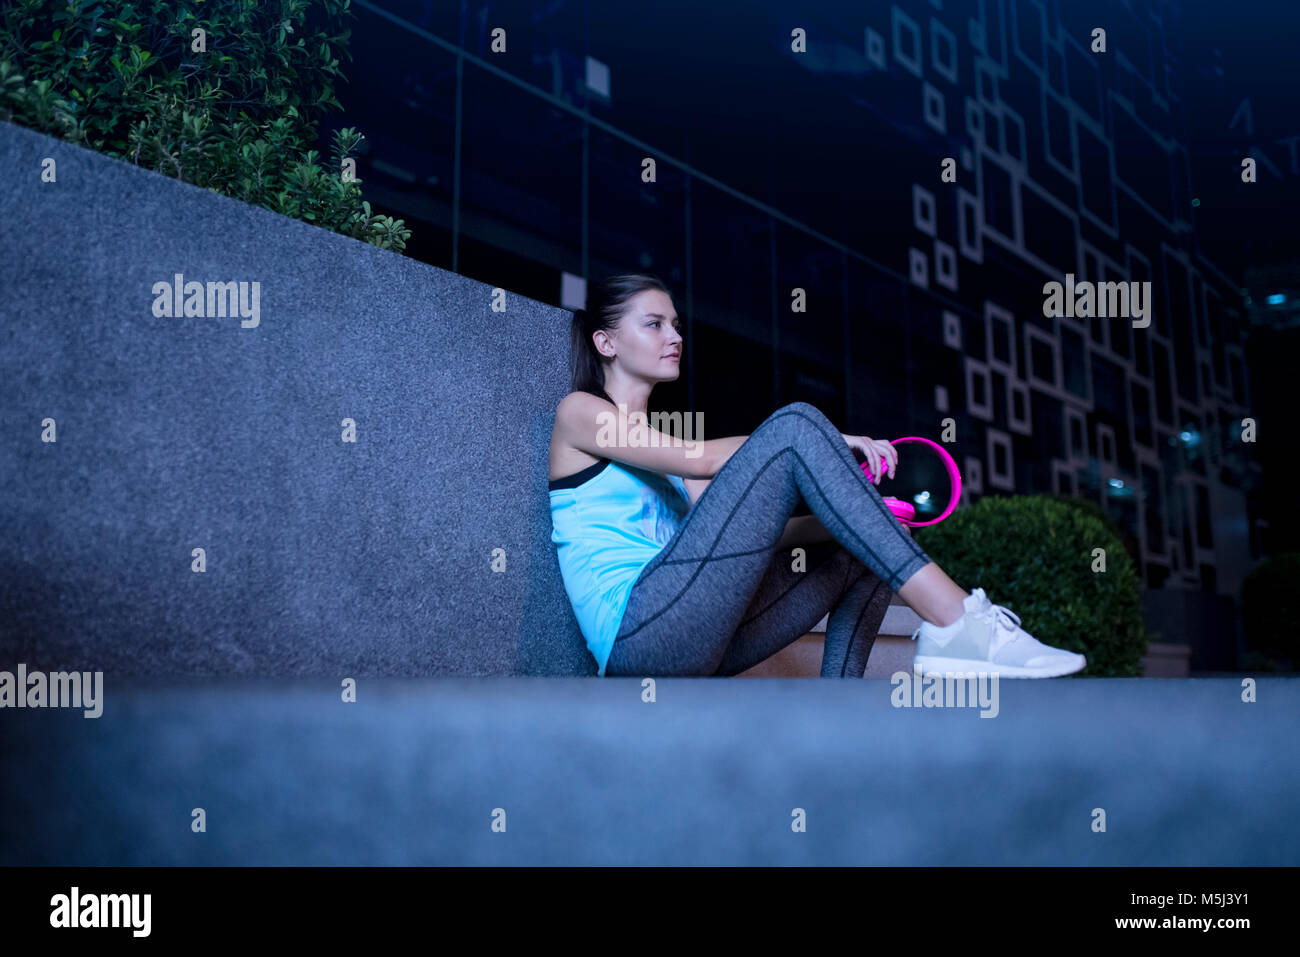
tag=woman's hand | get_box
[840,433,897,485]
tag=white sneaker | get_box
[910,588,1087,678]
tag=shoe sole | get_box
[912,654,1087,679]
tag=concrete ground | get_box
[1,676,1296,866]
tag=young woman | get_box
[549,274,1086,680]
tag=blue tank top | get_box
[549,458,692,675]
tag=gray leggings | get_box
[606,401,935,678]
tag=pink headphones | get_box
[859,436,962,526]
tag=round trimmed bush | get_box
[912,494,1150,676]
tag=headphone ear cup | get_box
[862,438,960,526]
[894,437,961,526]
[882,496,916,524]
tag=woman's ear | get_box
[593,329,614,359]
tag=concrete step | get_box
[6,676,1293,865]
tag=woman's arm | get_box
[682,477,710,507]
[705,434,747,476]
[557,393,746,480]
[680,432,748,504]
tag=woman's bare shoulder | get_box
[556,389,607,408]
[550,392,609,479]
[555,389,616,422]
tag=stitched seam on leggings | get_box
[872,551,931,598]
[668,407,928,567]
[653,542,784,566]
[618,446,921,641]
[736,548,847,628]
[785,408,930,563]
[626,443,806,597]
[838,576,887,678]
[616,449,817,642]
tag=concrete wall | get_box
[0,120,592,677]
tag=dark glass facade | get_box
[322,0,1271,599]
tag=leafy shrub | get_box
[1,0,410,250]
[912,494,1150,676]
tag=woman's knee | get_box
[774,401,831,424]
[755,401,834,442]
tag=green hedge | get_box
[1240,552,1300,669]
[1,0,410,251]
[912,494,1150,676]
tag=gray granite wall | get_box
[0,120,590,676]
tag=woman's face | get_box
[600,289,683,382]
